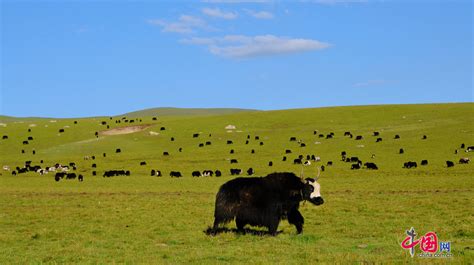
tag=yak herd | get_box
[1,117,472,183]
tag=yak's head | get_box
[303,178,324,205]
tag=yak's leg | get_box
[213,218,221,230]
[235,217,247,233]
[288,208,304,234]
[267,217,281,236]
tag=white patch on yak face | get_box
[308,180,321,199]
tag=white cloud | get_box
[180,37,216,45]
[202,7,238,19]
[245,9,274,19]
[181,34,331,58]
[148,15,209,34]
[353,79,392,87]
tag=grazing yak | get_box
[170,171,182,177]
[208,172,324,235]
[293,158,302,164]
[364,162,378,170]
[247,168,255,176]
[403,161,417,168]
[351,163,361,170]
[203,170,214,177]
[230,168,242,175]
[459,158,470,164]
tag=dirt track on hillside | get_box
[100,124,152,136]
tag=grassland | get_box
[0,103,473,264]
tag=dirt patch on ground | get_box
[100,124,152,136]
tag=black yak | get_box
[247,168,255,176]
[364,162,378,170]
[170,171,182,177]
[209,172,324,235]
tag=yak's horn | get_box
[315,166,321,181]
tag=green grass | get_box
[0,103,473,263]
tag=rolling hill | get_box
[0,103,472,263]
[121,107,259,118]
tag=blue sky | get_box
[1,0,472,117]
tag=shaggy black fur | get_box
[209,172,323,236]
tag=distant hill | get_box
[120,107,260,118]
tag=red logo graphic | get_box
[400,227,451,258]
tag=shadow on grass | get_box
[204,227,283,236]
